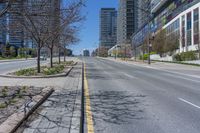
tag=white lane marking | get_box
[157,69,200,79]
[122,72,137,79]
[100,58,200,81]
[179,98,200,109]
[162,73,200,83]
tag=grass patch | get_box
[13,62,73,76]
[42,65,65,75]
[2,86,8,97]
[9,98,18,104]
[15,68,37,76]
[0,103,7,109]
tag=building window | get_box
[193,8,199,45]
[181,15,185,47]
[187,12,192,46]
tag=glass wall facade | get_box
[187,12,192,46]
[193,8,199,45]
[132,0,200,51]
[181,15,186,47]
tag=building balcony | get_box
[151,0,168,13]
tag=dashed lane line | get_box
[179,98,200,109]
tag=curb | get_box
[0,58,36,63]
[10,89,55,133]
[0,66,74,79]
[0,88,55,133]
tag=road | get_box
[83,57,200,133]
[0,59,48,74]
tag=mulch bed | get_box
[0,86,44,124]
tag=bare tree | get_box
[164,33,179,55]
[1,0,84,72]
[152,29,166,57]
[45,1,84,67]
[61,29,80,62]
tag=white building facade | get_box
[163,2,200,53]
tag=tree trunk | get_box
[198,44,200,59]
[37,48,41,73]
[64,48,66,62]
[50,48,53,68]
[58,48,61,64]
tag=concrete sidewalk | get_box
[18,63,82,133]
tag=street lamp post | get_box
[115,45,121,59]
[134,2,155,64]
[115,46,117,59]
[148,32,155,64]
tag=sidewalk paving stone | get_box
[17,62,82,133]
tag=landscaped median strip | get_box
[0,61,77,78]
[0,88,54,133]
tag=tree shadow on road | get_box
[88,90,146,132]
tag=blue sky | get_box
[71,0,118,55]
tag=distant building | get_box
[0,3,6,46]
[138,0,151,29]
[117,0,138,45]
[0,0,60,50]
[83,49,90,57]
[99,8,117,51]
[0,1,24,48]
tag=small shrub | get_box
[143,54,149,60]
[173,54,182,61]
[2,86,8,97]
[43,65,65,75]
[9,98,17,104]
[0,103,7,109]
[21,86,27,93]
[173,51,197,61]
[180,51,197,61]
[150,52,156,55]
[15,68,36,76]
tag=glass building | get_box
[132,0,200,53]
[100,8,117,50]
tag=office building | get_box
[132,0,200,54]
[83,49,90,57]
[0,0,60,50]
[138,0,151,29]
[99,8,117,50]
[117,0,138,45]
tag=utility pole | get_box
[133,0,154,64]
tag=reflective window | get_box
[187,12,192,46]
[182,15,186,47]
[193,8,199,45]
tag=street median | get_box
[0,61,77,79]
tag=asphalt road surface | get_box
[83,57,200,133]
[0,59,48,74]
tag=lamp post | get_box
[148,32,155,64]
[124,45,126,60]
[133,1,155,64]
[115,45,121,59]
